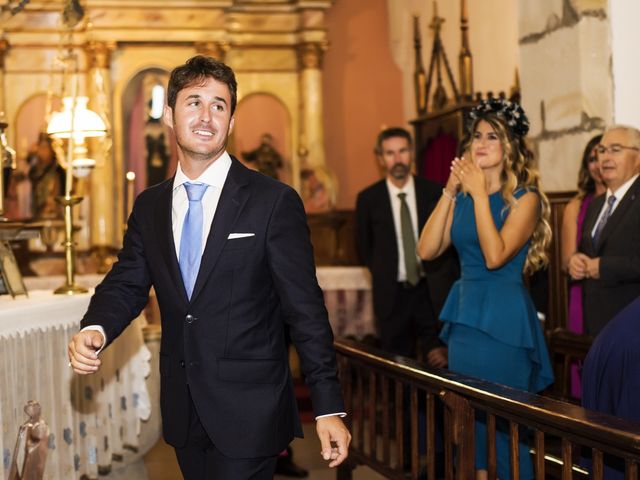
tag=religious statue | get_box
[8,401,49,480]
[145,117,171,187]
[27,133,64,219]
[300,166,335,213]
[241,133,283,179]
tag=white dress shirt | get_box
[385,176,421,282]
[172,152,231,257]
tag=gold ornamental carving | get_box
[196,41,230,61]
[298,42,326,70]
[85,41,115,69]
[0,38,9,69]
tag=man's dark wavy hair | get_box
[167,55,238,115]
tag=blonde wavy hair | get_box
[460,114,552,274]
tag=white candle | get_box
[126,171,136,218]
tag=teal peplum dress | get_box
[440,188,554,479]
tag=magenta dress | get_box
[567,193,593,398]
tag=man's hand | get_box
[426,346,448,368]
[68,330,104,375]
[583,256,601,280]
[568,252,590,280]
[316,416,351,468]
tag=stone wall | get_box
[518,0,611,191]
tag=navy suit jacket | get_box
[579,176,640,336]
[81,157,344,458]
[582,296,640,479]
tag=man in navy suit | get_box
[355,127,457,367]
[68,55,350,479]
[569,125,640,336]
[581,295,640,479]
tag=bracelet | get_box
[442,188,456,202]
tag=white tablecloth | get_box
[0,289,152,480]
[315,266,375,339]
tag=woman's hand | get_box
[451,156,486,198]
[444,157,462,197]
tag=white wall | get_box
[387,0,519,123]
[610,0,640,127]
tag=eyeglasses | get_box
[595,144,640,155]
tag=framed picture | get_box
[0,241,27,298]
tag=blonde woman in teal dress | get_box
[417,98,554,479]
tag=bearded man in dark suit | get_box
[68,55,350,479]
[356,127,458,367]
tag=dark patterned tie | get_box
[592,195,616,245]
[179,182,208,299]
[398,193,420,286]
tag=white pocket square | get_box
[228,233,255,239]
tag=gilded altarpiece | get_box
[0,0,333,259]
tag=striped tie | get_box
[592,195,616,245]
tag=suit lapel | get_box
[596,176,640,251]
[190,158,250,303]
[580,194,603,255]
[155,178,189,305]
[379,182,396,239]
[414,177,429,229]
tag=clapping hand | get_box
[451,156,486,197]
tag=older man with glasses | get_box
[569,125,640,337]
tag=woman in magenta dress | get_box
[560,134,605,398]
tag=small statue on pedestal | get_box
[8,401,49,480]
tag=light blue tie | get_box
[179,182,208,299]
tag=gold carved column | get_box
[85,40,117,270]
[0,39,8,115]
[297,42,327,169]
[0,39,8,219]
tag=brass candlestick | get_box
[54,193,86,294]
[0,122,7,223]
[53,94,87,295]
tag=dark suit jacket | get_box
[355,176,458,345]
[581,296,640,479]
[579,175,640,336]
[81,157,344,458]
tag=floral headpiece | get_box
[468,98,530,137]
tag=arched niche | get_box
[14,93,61,160]
[231,92,291,185]
[120,67,174,196]
[111,48,195,236]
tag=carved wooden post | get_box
[441,390,475,479]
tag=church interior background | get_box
[0,0,639,478]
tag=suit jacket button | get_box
[180,361,185,368]
[185,314,195,323]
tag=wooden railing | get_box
[335,339,640,480]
